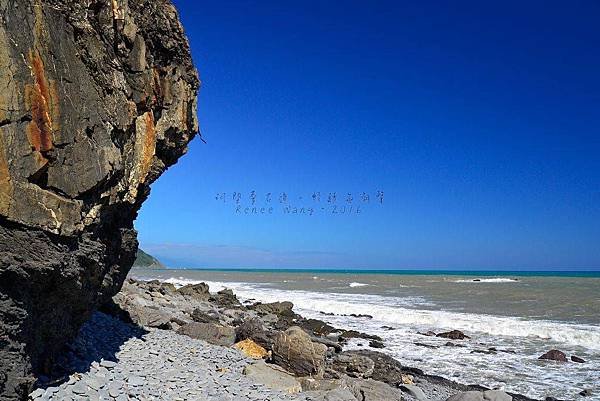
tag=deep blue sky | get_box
[136,1,600,270]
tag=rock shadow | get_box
[35,307,147,390]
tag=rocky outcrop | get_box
[0,0,199,399]
[437,330,470,340]
[272,326,328,377]
[538,350,567,362]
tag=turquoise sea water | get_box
[169,268,600,278]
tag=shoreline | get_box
[30,278,564,400]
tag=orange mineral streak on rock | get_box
[140,112,156,183]
[25,51,59,154]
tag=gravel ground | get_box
[29,312,305,401]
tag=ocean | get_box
[130,269,600,400]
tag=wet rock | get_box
[436,330,471,340]
[571,355,585,363]
[0,0,199,397]
[418,331,437,337]
[444,342,466,347]
[349,314,373,319]
[177,322,236,346]
[272,326,328,377]
[369,340,385,349]
[579,389,592,397]
[415,342,440,349]
[471,349,497,355]
[299,319,336,336]
[339,330,382,342]
[538,350,567,362]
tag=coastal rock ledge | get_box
[0,0,199,399]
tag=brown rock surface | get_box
[272,326,328,377]
[177,323,236,347]
[0,0,199,399]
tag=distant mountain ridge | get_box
[133,249,166,269]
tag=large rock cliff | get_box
[0,0,199,399]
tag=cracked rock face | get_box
[0,0,199,399]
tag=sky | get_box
[135,0,600,270]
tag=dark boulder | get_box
[444,342,466,347]
[301,319,337,337]
[571,355,585,363]
[235,318,274,350]
[436,330,470,340]
[538,350,567,362]
[340,330,382,342]
[0,0,199,397]
[414,342,439,349]
[369,340,385,349]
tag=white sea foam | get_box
[349,282,368,287]
[149,276,600,351]
[454,278,519,283]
